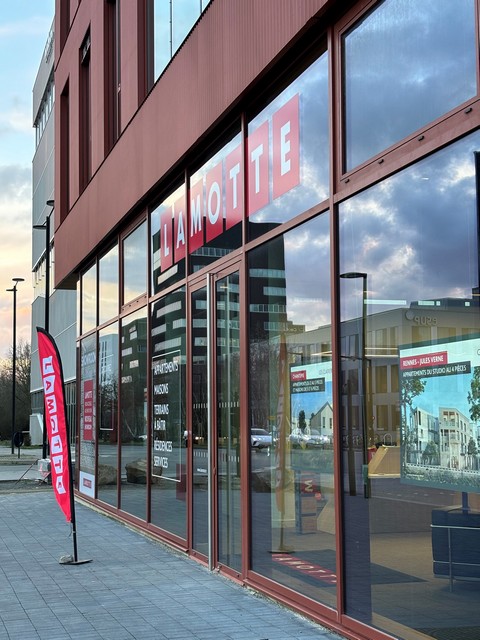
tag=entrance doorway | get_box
[190,265,242,573]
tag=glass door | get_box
[216,271,241,572]
[190,265,242,573]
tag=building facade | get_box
[31,19,77,446]
[53,1,480,639]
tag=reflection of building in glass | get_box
[121,317,147,441]
[309,401,333,442]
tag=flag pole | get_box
[36,327,91,566]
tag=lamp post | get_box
[7,278,25,455]
[340,271,369,496]
[33,199,53,458]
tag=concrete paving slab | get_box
[0,489,347,640]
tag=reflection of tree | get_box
[298,410,306,432]
[99,376,118,442]
[249,340,276,428]
[467,366,480,424]
[422,441,439,466]
[401,377,426,465]
[467,437,478,470]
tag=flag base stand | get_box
[59,554,92,565]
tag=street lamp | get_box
[33,199,53,458]
[7,277,25,455]
[340,271,369,496]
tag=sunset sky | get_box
[0,1,54,358]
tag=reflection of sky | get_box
[340,132,480,323]
[283,214,330,330]
[248,52,329,225]
[413,374,472,420]
[344,0,476,169]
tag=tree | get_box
[0,341,31,441]
[468,366,480,424]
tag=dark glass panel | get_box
[120,308,148,520]
[247,51,329,240]
[343,0,476,170]
[81,263,96,333]
[189,132,243,274]
[150,289,187,538]
[248,213,335,608]
[123,221,147,303]
[97,322,119,508]
[339,132,480,637]
[98,245,118,325]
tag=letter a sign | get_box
[37,327,73,523]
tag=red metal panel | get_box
[54,0,329,287]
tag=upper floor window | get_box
[34,76,54,148]
[149,0,212,85]
[343,0,477,172]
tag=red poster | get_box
[83,379,94,442]
[37,328,72,523]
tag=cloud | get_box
[0,164,32,355]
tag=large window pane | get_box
[81,263,96,333]
[247,50,329,240]
[339,132,480,638]
[189,131,243,274]
[150,183,186,294]
[150,289,186,539]
[99,244,118,325]
[120,308,148,520]
[123,221,147,303]
[97,323,119,508]
[249,213,335,608]
[343,0,476,171]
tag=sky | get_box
[0,1,55,358]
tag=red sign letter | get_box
[247,120,269,216]
[272,94,300,200]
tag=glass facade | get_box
[74,2,480,639]
[123,221,147,304]
[343,0,476,171]
[247,49,329,240]
[249,213,335,606]
[339,132,480,637]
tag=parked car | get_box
[251,428,272,449]
[303,430,330,448]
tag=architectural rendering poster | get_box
[152,350,182,481]
[399,334,480,493]
[289,361,333,441]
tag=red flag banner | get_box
[37,328,72,522]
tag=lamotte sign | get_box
[159,94,300,271]
[37,328,72,522]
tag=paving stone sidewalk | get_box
[0,490,346,640]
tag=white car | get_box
[251,428,272,449]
